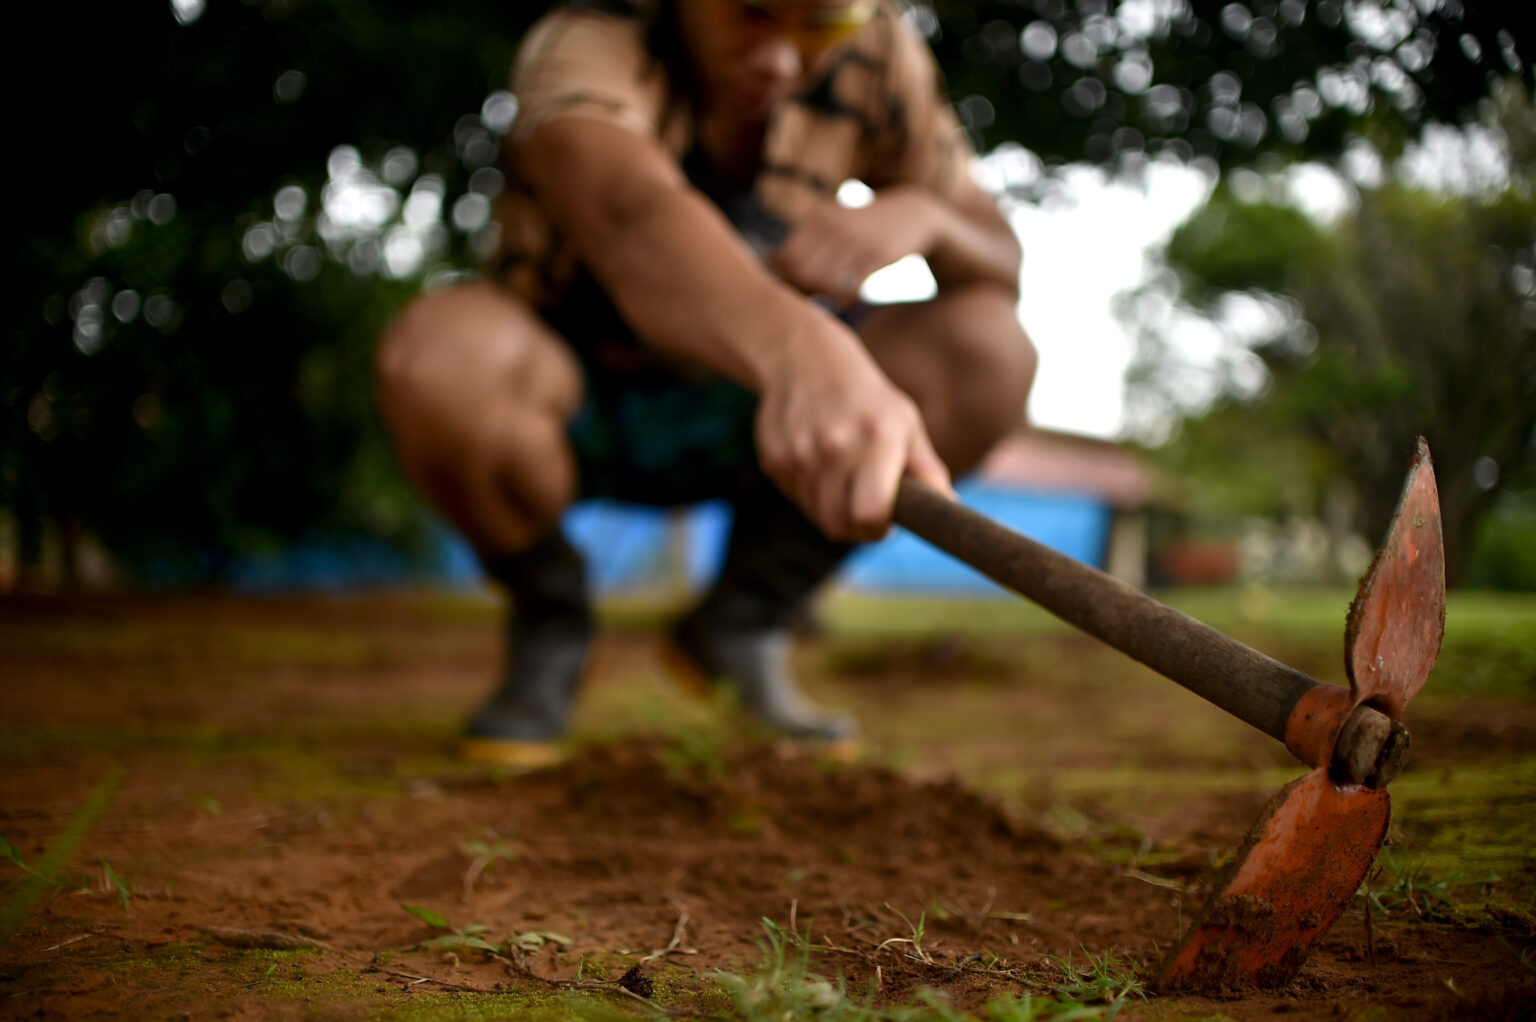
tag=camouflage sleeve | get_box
[869,12,975,201]
[509,11,668,145]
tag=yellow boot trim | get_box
[458,736,567,770]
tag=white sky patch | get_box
[1009,160,1212,439]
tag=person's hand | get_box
[754,318,952,542]
[769,186,943,305]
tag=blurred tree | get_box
[928,0,1534,176]
[5,0,545,582]
[1124,109,1536,583]
[4,0,1531,583]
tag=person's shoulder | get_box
[861,1,936,68]
[512,1,671,145]
[518,1,651,70]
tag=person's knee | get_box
[374,288,455,418]
[941,284,1038,432]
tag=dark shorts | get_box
[543,279,762,507]
[546,277,870,509]
[567,364,761,507]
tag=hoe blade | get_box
[1158,439,1445,991]
[1156,768,1390,990]
[1344,437,1446,719]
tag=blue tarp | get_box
[225,482,1110,595]
[564,481,1110,596]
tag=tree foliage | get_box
[1133,162,1536,584]
[4,0,1532,582]
[6,0,543,579]
[930,0,1535,174]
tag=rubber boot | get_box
[462,531,593,768]
[665,481,860,757]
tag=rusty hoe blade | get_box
[1155,438,1446,991]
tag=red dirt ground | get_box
[1,593,1533,1020]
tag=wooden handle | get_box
[893,479,1406,786]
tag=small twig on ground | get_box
[972,887,997,931]
[641,899,696,962]
[195,925,334,951]
[788,926,1031,985]
[1125,868,1188,892]
[376,967,489,993]
[43,932,97,952]
[460,860,486,903]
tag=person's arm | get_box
[772,9,1021,306]
[517,116,951,540]
[768,177,1021,306]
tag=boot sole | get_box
[459,736,567,770]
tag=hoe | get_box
[893,437,1445,990]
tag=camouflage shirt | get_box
[492,0,975,322]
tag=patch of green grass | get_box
[655,727,730,784]
[0,768,122,942]
[822,594,1069,638]
[1359,847,1473,923]
[1044,946,1146,1007]
[401,904,502,954]
[1389,758,1536,884]
[98,858,132,907]
[708,918,1133,1022]
[0,619,377,666]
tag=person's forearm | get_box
[922,194,1022,298]
[581,177,871,393]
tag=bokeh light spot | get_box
[148,193,177,225]
[383,227,424,279]
[221,279,253,314]
[481,91,519,134]
[242,222,278,262]
[28,394,55,441]
[381,147,419,186]
[170,0,205,26]
[274,184,307,221]
[468,167,504,198]
[327,145,362,180]
[132,393,163,432]
[402,176,444,229]
[836,179,874,209]
[450,193,490,233]
[144,293,183,334]
[1020,21,1057,61]
[463,135,499,169]
[1061,33,1098,69]
[283,245,322,282]
[73,304,104,355]
[112,290,141,323]
[274,69,306,104]
[1473,456,1500,491]
[1019,61,1052,91]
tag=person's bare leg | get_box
[858,281,1038,479]
[376,282,592,766]
[376,281,584,555]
